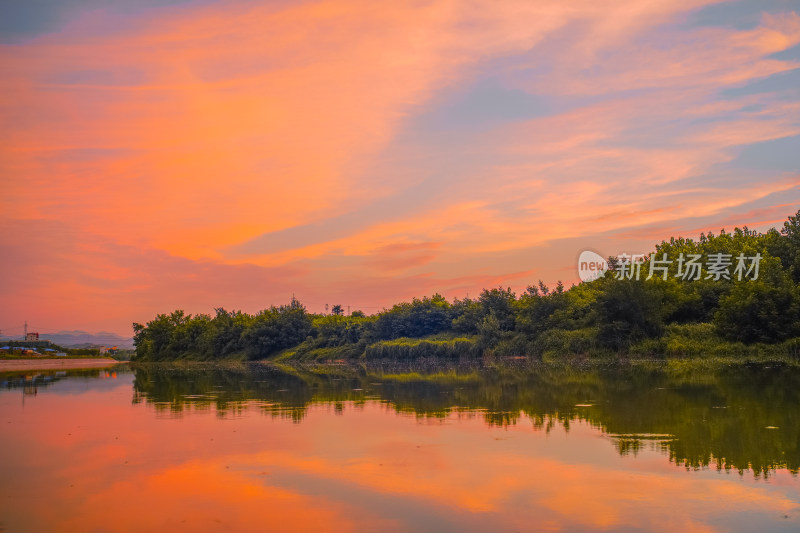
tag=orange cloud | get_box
[2,0,800,332]
[4,388,798,532]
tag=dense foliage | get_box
[132,211,800,361]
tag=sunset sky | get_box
[2,0,799,336]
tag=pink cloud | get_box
[2,0,800,332]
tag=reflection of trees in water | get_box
[1,368,112,394]
[131,364,315,422]
[130,361,800,477]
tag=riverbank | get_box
[0,358,119,372]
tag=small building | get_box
[56,352,67,357]
[25,332,39,341]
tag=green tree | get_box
[478,287,516,331]
[594,280,664,350]
[714,258,800,343]
[242,299,312,359]
[375,294,452,339]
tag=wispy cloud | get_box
[2,0,799,333]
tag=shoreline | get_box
[0,358,120,372]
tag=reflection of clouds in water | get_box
[120,362,800,477]
[1,374,799,533]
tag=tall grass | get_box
[365,337,479,360]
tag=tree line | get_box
[132,210,800,361]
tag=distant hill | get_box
[2,330,134,349]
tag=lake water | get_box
[1,361,799,532]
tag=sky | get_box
[1,0,799,336]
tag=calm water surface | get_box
[1,361,799,532]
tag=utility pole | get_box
[325,303,329,314]
[347,305,350,316]
[24,320,27,339]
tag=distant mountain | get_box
[5,330,134,349]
